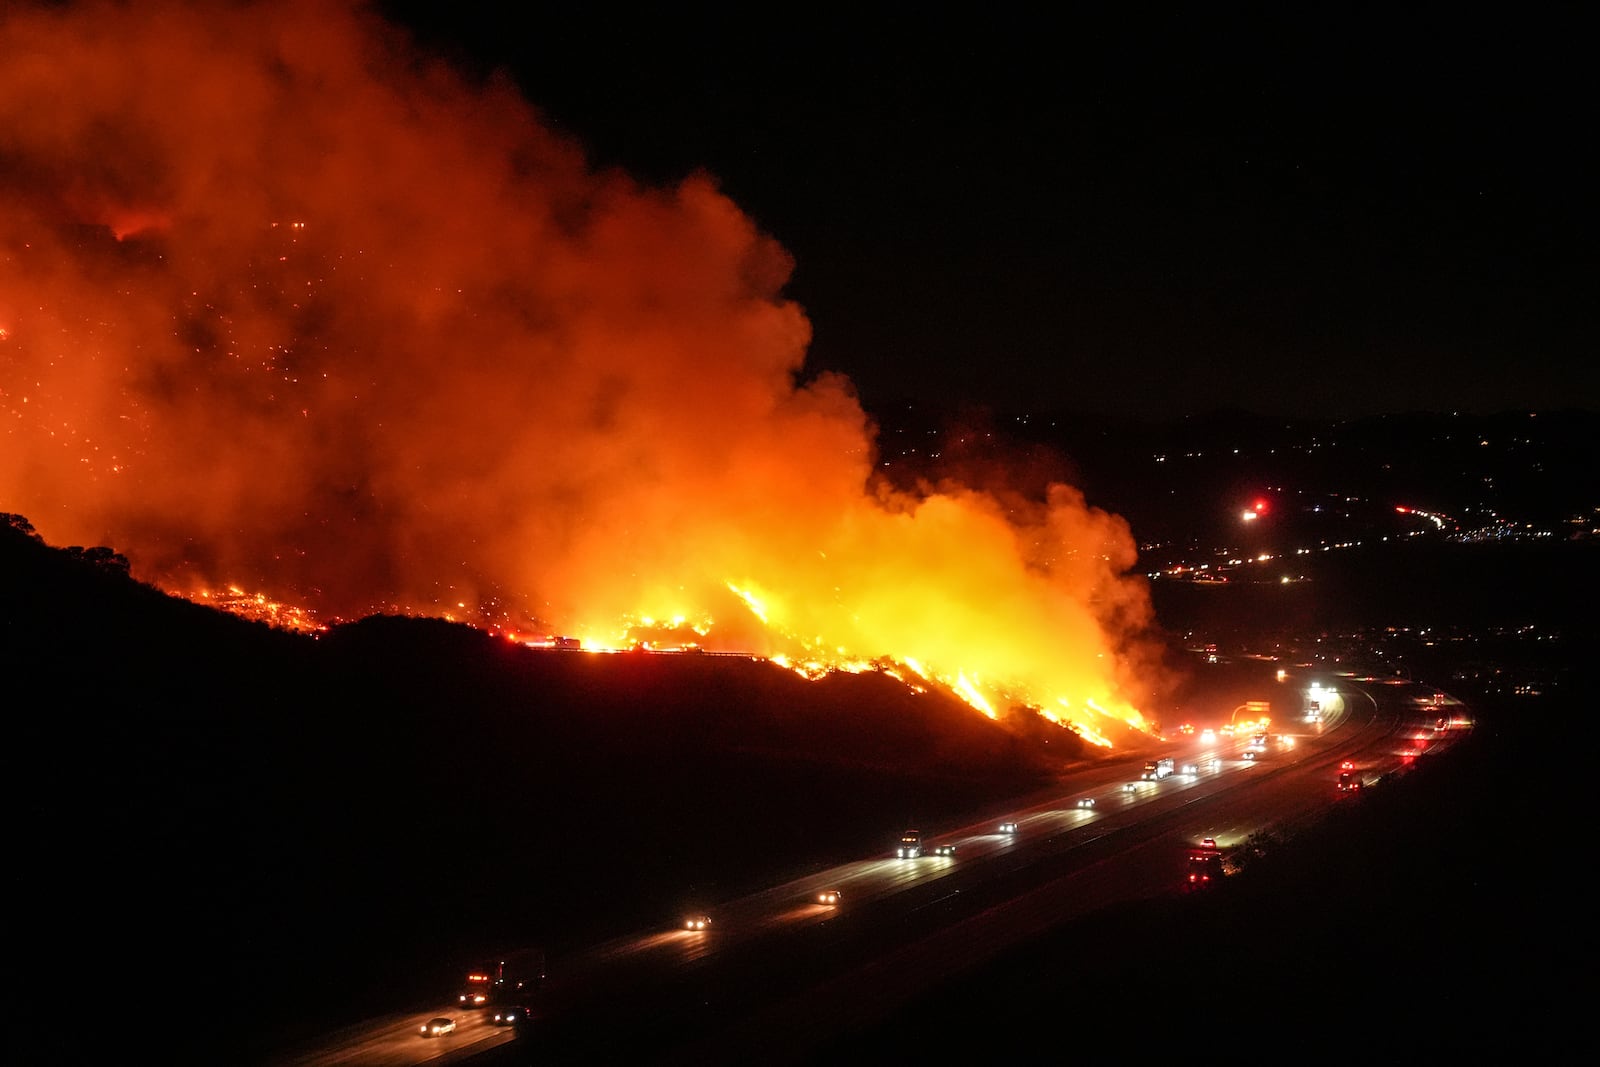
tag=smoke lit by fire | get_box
[1,1,1158,741]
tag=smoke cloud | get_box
[1,1,1158,735]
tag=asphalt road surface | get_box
[274,668,1466,1066]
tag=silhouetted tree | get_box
[2,512,40,540]
[63,545,133,577]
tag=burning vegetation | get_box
[1,1,1160,742]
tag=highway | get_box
[273,668,1469,1066]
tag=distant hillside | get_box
[2,513,1088,1057]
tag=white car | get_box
[684,913,712,931]
[421,1017,456,1038]
[1076,797,1097,809]
[998,821,1019,834]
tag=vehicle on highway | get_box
[1185,843,1226,891]
[998,821,1019,834]
[1242,750,1258,761]
[459,950,545,1007]
[1181,762,1198,775]
[684,913,712,931]
[1337,771,1361,793]
[817,889,842,906]
[895,829,954,857]
[1141,757,1176,780]
[1077,797,1096,809]
[1200,728,1217,743]
[458,963,494,1008]
[492,1004,533,1027]
[421,1017,456,1037]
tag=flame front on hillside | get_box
[0,1,1159,743]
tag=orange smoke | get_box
[0,1,1158,739]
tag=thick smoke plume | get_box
[1,1,1158,735]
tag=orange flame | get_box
[0,1,1160,742]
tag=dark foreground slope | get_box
[1,519,1085,1062]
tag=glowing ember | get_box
[0,1,1160,743]
[192,587,326,635]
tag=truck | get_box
[1141,757,1175,781]
[458,949,546,1008]
[895,829,955,858]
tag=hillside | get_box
[6,502,1586,1061]
[2,515,1096,1057]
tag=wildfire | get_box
[192,587,326,635]
[0,0,1159,745]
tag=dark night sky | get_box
[382,4,1594,420]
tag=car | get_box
[1201,837,1217,849]
[1185,850,1224,890]
[421,1017,456,1038]
[1123,782,1139,793]
[457,987,490,1008]
[1181,763,1198,775]
[492,1004,533,1027]
[1076,797,1096,809]
[816,888,842,906]
[684,913,712,931]
[1200,729,1217,743]
[1242,750,1257,761]
[998,821,1019,834]
[1340,759,1356,771]
[1337,771,1361,792]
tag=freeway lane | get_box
[275,670,1467,1065]
[653,676,1467,1065]
[281,1006,513,1067]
